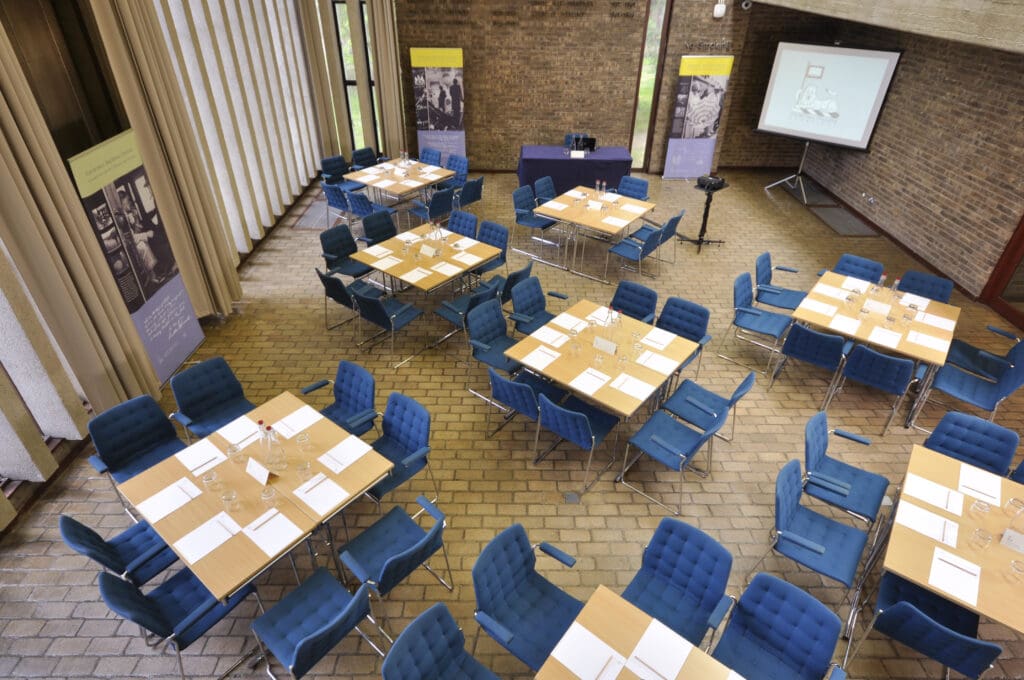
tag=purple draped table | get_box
[517,144,633,195]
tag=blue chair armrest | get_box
[415,495,444,522]
[356,236,371,244]
[807,472,852,496]
[650,434,683,456]
[685,396,718,417]
[88,454,109,475]
[548,291,569,300]
[508,312,532,323]
[778,531,826,554]
[342,408,377,430]
[737,306,763,317]
[388,303,414,321]
[514,208,532,217]
[538,542,576,567]
[707,594,735,631]
[829,664,847,680]
[340,550,373,584]
[977,349,1012,368]
[641,312,655,324]
[301,379,331,395]
[759,283,784,293]
[988,325,1019,341]
[170,412,192,428]
[322,253,338,262]
[351,164,366,171]
[172,597,221,639]
[122,542,171,578]
[400,446,430,468]
[817,268,827,276]
[440,300,463,314]
[776,265,799,273]
[410,199,427,210]
[698,334,712,347]
[833,428,871,446]
[469,339,491,352]
[475,610,514,645]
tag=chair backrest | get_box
[332,360,375,418]
[833,253,884,283]
[500,261,533,304]
[659,211,683,243]
[377,503,446,595]
[755,252,773,287]
[321,182,349,212]
[733,272,754,310]
[923,411,1018,475]
[361,210,397,243]
[316,269,357,311]
[538,393,593,451]
[321,154,349,177]
[534,176,556,203]
[994,341,1024,398]
[345,190,374,218]
[444,154,469,184]
[426,187,455,220]
[898,270,954,303]
[780,324,846,372]
[511,277,547,320]
[381,602,471,680]
[610,280,657,321]
[472,524,537,611]
[60,515,124,574]
[465,279,502,318]
[293,582,373,678]
[728,372,757,407]
[717,572,841,680]
[88,395,179,472]
[467,298,508,347]
[418,147,441,166]
[656,296,710,344]
[351,146,378,167]
[458,176,484,207]
[381,392,430,457]
[617,175,649,200]
[320,224,358,264]
[843,344,914,396]
[352,290,392,330]
[634,227,662,260]
[98,571,173,639]
[488,368,542,421]
[512,185,537,214]
[775,459,804,535]
[477,221,509,260]
[803,411,832,474]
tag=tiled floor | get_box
[3,170,1023,679]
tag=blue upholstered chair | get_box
[656,296,712,379]
[471,524,583,671]
[301,360,378,436]
[251,569,384,679]
[512,186,558,250]
[346,193,396,232]
[88,395,187,489]
[355,208,397,246]
[616,175,650,200]
[98,570,257,680]
[321,181,351,227]
[434,277,501,347]
[320,154,350,184]
[418,147,441,166]
[366,393,437,505]
[382,602,498,680]
[769,324,851,406]
[439,154,469,190]
[610,280,657,323]
[718,272,793,373]
[59,515,177,587]
[509,276,567,335]
[924,340,1024,424]
[472,221,509,277]
[845,572,1001,679]
[755,252,806,310]
[827,253,884,284]
[922,411,1018,475]
[315,268,380,331]
[409,187,455,225]
[456,176,484,211]
[351,290,424,367]
[486,368,567,437]
[533,175,556,204]
[446,209,478,238]
[662,371,756,444]
[897,270,954,303]
[711,573,846,680]
[339,497,453,633]
[828,344,914,434]
[536,393,620,498]
[350,146,384,169]
[466,298,520,374]
[623,518,734,647]
[486,260,532,308]
[169,357,255,440]
[604,226,661,279]
[946,325,1020,382]
[630,210,683,264]
[803,412,890,528]
[320,224,372,279]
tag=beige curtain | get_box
[0,21,158,411]
[367,0,405,155]
[298,0,344,158]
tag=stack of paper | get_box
[421,173,442,181]
[898,293,930,310]
[400,179,422,188]
[570,368,611,396]
[175,440,226,475]
[374,179,396,189]
[566,190,587,199]
[242,509,304,558]
[798,298,838,317]
[586,306,613,326]
[549,622,625,680]
[522,346,560,371]
[840,277,869,293]
[320,436,372,474]
[395,232,422,243]
[293,474,350,516]
[453,236,477,250]
[174,512,241,564]
[136,479,201,523]
[928,547,980,606]
[586,200,602,211]
[599,192,619,202]
[611,373,657,401]
[218,415,260,448]
[636,350,677,375]
[400,267,432,284]
[641,327,674,351]
[531,326,569,348]
[895,501,958,547]
[864,299,891,315]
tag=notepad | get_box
[602,216,629,228]
[373,179,396,189]
[566,189,587,199]
[906,330,950,353]
[431,262,462,277]
[903,473,963,515]
[400,267,432,284]
[840,276,869,293]
[175,439,226,476]
[374,255,402,270]
[798,298,838,317]
[174,512,241,564]
[864,299,891,315]
[550,622,625,680]
[421,173,442,181]
[621,203,646,215]
[868,326,903,349]
[293,474,350,516]
[451,251,482,266]
[929,547,980,606]
[400,179,422,188]
[626,618,692,680]
[273,405,323,439]
[542,200,568,211]
[599,192,619,203]
[377,162,395,170]
[319,436,372,474]
[915,311,956,331]
[570,368,611,396]
[958,463,1002,505]
[419,164,439,173]
[828,314,861,335]
[217,415,260,447]
[636,350,677,375]
[136,478,202,523]
[242,509,303,558]
[611,373,657,401]
[551,312,589,334]
[813,283,849,301]
[898,293,930,310]
[522,346,561,371]
[531,326,569,348]
[586,200,603,211]
[364,244,391,258]
[453,236,476,250]
[641,327,674,351]
[895,500,958,547]
[395,232,422,243]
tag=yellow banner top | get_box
[67,129,142,197]
[410,48,463,68]
[679,55,734,77]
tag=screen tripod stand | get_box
[679,178,728,253]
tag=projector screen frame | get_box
[756,41,903,152]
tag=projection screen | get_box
[757,42,901,150]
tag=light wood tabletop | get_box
[536,585,737,680]
[505,299,697,419]
[342,159,454,195]
[884,444,1024,634]
[535,186,655,237]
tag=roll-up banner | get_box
[663,55,734,179]
[69,130,204,384]
[410,47,465,164]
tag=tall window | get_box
[630,0,670,169]
[333,0,380,150]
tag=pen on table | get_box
[302,475,328,493]
[191,457,218,473]
[251,509,279,531]
[961,485,997,502]
[937,556,978,577]
[630,656,669,680]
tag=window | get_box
[630,0,669,169]
[333,0,380,150]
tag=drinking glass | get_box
[201,470,222,494]
[295,460,313,482]
[1004,497,1024,517]
[220,488,239,512]
[260,486,277,509]
[227,444,245,465]
[1010,560,1024,582]
[296,432,312,456]
[969,499,991,520]
[969,527,992,551]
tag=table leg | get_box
[905,363,937,429]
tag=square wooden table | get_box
[118,392,392,601]
[350,222,501,294]
[343,159,454,202]
[882,445,1024,634]
[536,585,738,680]
[504,299,698,419]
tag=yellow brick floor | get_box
[2,170,1022,679]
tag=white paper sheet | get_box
[531,326,569,348]
[906,331,950,353]
[431,261,463,277]
[915,311,956,331]
[374,255,403,270]
[136,478,201,523]
[395,232,422,243]
[611,373,657,401]
[641,327,675,351]
[419,164,439,173]
[895,500,959,547]
[551,312,589,334]
[174,512,241,564]
[363,167,383,174]
[319,436,372,474]
[958,464,1002,505]
[598,192,620,203]
[570,368,611,396]
[828,314,861,335]
[587,200,603,211]
[175,439,226,475]
[864,299,891,315]
[373,179,396,189]
[727,672,748,680]
[840,276,870,293]
[814,283,849,301]
[550,621,626,680]
[377,163,395,170]
[636,350,677,375]
[566,189,587,199]
[242,509,304,558]
[868,326,903,349]
[348,174,371,183]
[903,473,964,515]
[898,293,930,310]
[621,203,646,215]
[626,618,692,680]
[400,179,422,188]
[246,456,271,485]
[453,236,477,250]
[217,415,259,447]
[399,267,432,284]
[451,251,483,266]
[928,547,981,606]
[421,172,442,181]
[586,306,613,325]
[798,298,838,317]
[293,473,350,516]
[273,405,323,439]
[543,200,568,211]
[522,346,561,371]
[363,244,391,258]
[602,216,629,228]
